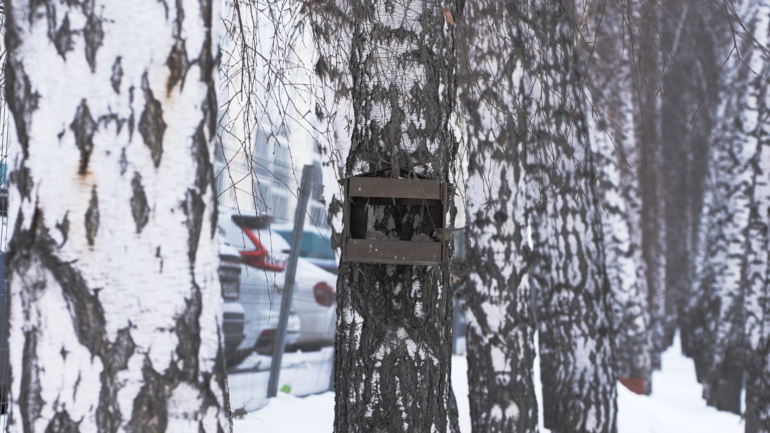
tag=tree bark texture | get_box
[745,134,770,433]
[628,1,668,372]
[691,8,761,412]
[456,1,539,430]
[582,0,652,390]
[655,0,730,358]
[523,0,618,431]
[4,1,229,431]
[723,0,770,429]
[690,132,746,414]
[332,0,461,431]
[310,0,354,255]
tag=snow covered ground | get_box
[232,333,744,432]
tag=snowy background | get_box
[232,333,744,432]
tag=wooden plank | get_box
[348,177,441,200]
[350,197,442,207]
[344,239,442,266]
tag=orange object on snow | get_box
[618,378,646,395]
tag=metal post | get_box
[267,164,315,398]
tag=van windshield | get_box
[275,230,335,261]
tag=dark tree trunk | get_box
[332,0,462,431]
[456,0,539,430]
[4,0,230,431]
[630,2,668,372]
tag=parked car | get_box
[246,225,337,351]
[271,224,338,274]
[219,210,301,359]
[223,210,337,352]
[218,245,247,367]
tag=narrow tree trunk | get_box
[332,0,461,431]
[631,2,667,371]
[4,1,229,431]
[524,0,618,430]
[745,148,770,432]
[456,1,539,430]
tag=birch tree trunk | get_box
[745,103,770,432]
[457,1,539,430]
[524,0,618,430]
[583,0,652,392]
[630,2,668,371]
[4,1,230,431]
[723,0,770,427]
[530,136,618,431]
[332,0,461,431]
[692,5,759,412]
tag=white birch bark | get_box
[523,0,618,429]
[728,0,770,429]
[4,1,229,431]
[457,1,539,430]
[693,0,761,413]
[582,0,652,389]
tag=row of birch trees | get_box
[1,0,770,431]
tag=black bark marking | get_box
[55,212,69,247]
[130,172,150,233]
[166,39,188,95]
[139,74,166,168]
[44,409,81,433]
[20,330,45,433]
[155,246,163,272]
[83,13,104,72]
[200,0,213,28]
[128,86,136,142]
[119,148,128,176]
[4,0,22,51]
[110,57,123,94]
[193,118,216,239]
[167,0,189,95]
[127,359,168,433]
[213,335,230,419]
[6,63,40,156]
[190,63,219,239]
[85,186,99,246]
[10,165,33,200]
[175,284,202,382]
[70,99,98,176]
[73,372,81,400]
[53,14,73,58]
[96,328,136,433]
[182,189,204,264]
[97,113,126,135]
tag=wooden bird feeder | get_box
[342,174,448,266]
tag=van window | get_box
[275,230,335,261]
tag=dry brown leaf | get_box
[536,50,544,55]
[442,7,455,25]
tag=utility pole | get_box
[267,164,315,397]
